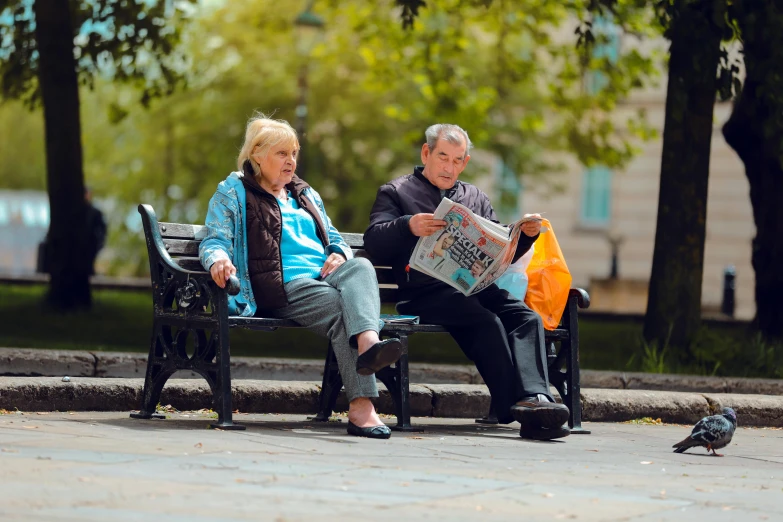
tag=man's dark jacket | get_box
[364,167,537,299]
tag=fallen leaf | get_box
[640,461,653,465]
[543,493,554,498]
[194,443,203,448]
[23,426,39,429]
[586,449,599,452]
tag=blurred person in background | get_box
[37,186,106,276]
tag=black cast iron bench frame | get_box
[131,204,591,433]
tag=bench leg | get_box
[209,314,244,430]
[548,342,568,409]
[311,342,343,422]
[130,321,174,421]
[377,334,420,432]
[475,398,498,425]
[563,296,590,434]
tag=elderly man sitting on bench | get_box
[364,123,570,440]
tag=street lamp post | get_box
[294,1,325,180]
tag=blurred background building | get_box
[0,190,49,275]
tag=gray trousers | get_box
[271,257,380,402]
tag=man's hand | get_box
[409,213,447,237]
[210,258,237,289]
[521,213,543,237]
[320,253,346,278]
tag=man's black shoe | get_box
[519,424,571,441]
[511,394,570,430]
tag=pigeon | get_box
[673,407,737,456]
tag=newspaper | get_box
[409,198,542,296]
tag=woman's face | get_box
[252,142,298,190]
[442,235,456,249]
[470,260,485,277]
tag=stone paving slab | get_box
[2,347,781,395]
[1,377,783,427]
[0,412,781,521]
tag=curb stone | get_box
[2,348,781,395]
[1,377,782,427]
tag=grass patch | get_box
[1,283,778,376]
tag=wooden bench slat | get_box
[163,239,201,256]
[159,222,207,240]
[341,232,364,248]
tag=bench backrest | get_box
[154,220,401,303]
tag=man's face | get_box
[421,137,470,190]
[442,235,455,249]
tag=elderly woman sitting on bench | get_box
[199,114,402,439]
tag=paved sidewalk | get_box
[0,412,781,521]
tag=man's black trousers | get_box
[397,283,551,423]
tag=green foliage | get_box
[0,0,659,275]
[0,0,196,106]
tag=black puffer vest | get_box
[241,162,329,313]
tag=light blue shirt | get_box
[277,192,328,283]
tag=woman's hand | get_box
[210,258,237,288]
[521,213,543,237]
[320,253,346,278]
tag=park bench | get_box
[131,204,591,433]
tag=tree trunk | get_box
[33,0,91,310]
[643,2,724,355]
[722,52,783,343]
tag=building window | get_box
[585,15,621,95]
[580,165,612,227]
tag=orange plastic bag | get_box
[524,218,572,330]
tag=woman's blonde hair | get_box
[236,112,299,172]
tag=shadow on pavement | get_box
[88,412,567,444]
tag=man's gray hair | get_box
[425,124,473,154]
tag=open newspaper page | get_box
[409,199,521,296]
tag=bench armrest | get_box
[225,275,240,296]
[569,288,590,309]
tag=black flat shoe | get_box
[356,338,404,376]
[347,421,391,439]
